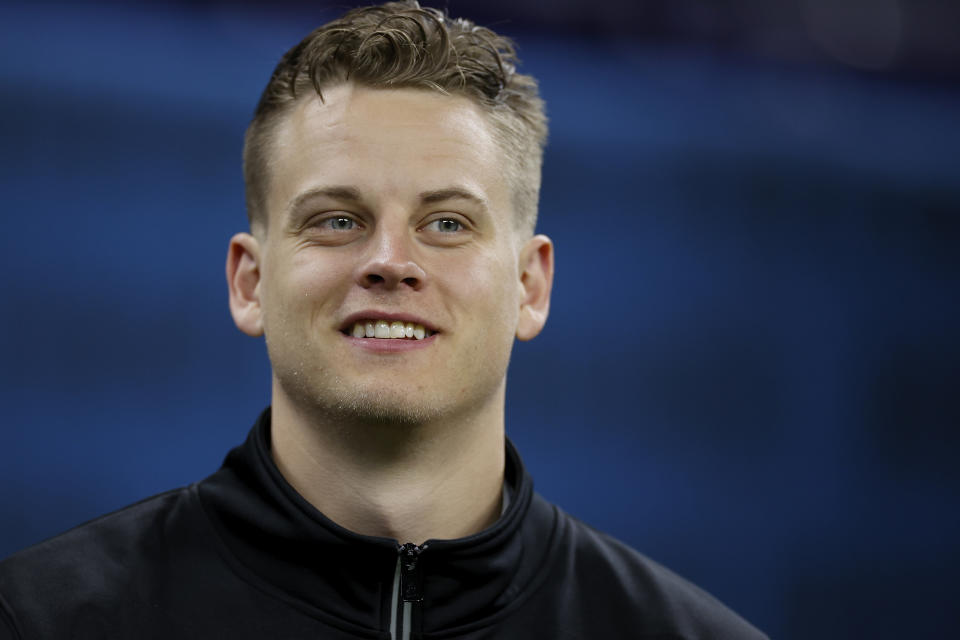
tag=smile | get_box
[347,319,436,340]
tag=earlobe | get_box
[226,232,265,337]
[516,234,554,342]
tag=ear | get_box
[226,232,264,337]
[516,234,554,341]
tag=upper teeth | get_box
[351,320,430,340]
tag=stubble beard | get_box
[262,327,433,428]
[265,322,513,433]
[272,360,444,429]
[270,352,511,435]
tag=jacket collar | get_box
[198,408,552,634]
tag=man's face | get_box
[230,84,551,425]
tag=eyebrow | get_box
[286,185,363,215]
[419,187,488,211]
[286,185,488,215]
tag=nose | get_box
[355,224,426,291]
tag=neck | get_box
[269,382,506,545]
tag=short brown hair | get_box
[242,0,548,235]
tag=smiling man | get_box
[0,2,766,639]
[227,82,548,547]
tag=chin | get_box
[327,393,445,427]
[273,358,505,428]
[278,374,445,427]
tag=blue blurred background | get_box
[1,1,958,637]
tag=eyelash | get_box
[320,216,359,231]
[306,214,469,237]
[423,218,463,233]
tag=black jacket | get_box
[0,410,767,639]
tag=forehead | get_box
[265,84,510,222]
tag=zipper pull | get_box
[399,542,425,602]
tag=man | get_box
[0,2,767,638]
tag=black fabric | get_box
[0,409,768,639]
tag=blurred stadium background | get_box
[1,1,958,637]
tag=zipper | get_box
[390,542,426,640]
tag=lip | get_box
[342,332,438,352]
[338,310,440,334]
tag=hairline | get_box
[245,81,540,240]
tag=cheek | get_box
[296,254,350,295]
[263,252,352,323]
[461,251,521,326]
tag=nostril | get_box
[359,262,424,289]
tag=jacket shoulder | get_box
[1,487,190,575]
[0,487,201,638]
[548,502,768,640]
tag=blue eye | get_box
[426,218,462,233]
[325,216,356,231]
